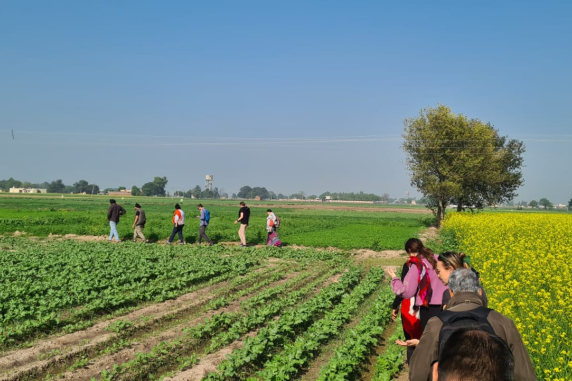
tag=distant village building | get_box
[254,196,261,201]
[108,189,132,196]
[9,187,47,194]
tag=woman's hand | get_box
[387,267,397,279]
[391,309,398,321]
[396,339,419,347]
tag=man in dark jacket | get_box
[409,268,535,381]
[107,199,126,242]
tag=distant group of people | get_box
[106,199,281,247]
[388,238,535,381]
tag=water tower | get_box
[205,175,214,191]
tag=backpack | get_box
[275,216,281,229]
[437,307,495,358]
[204,209,210,223]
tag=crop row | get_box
[255,267,385,381]
[96,267,340,380]
[371,320,405,381]
[317,285,394,380]
[0,242,262,346]
[203,267,363,380]
[0,238,343,348]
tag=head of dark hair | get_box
[175,203,181,209]
[438,328,514,381]
[267,209,272,212]
[109,199,116,204]
[405,238,436,268]
[438,252,471,271]
[197,204,203,208]
[240,202,246,206]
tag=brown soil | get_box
[418,226,439,243]
[164,330,259,381]
[351,249,404,260]
[395,367,410,381]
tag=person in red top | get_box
[168,204,185,245]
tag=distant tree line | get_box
[515,198,555,210]
[319,191,385,202]
[0,178,100,194]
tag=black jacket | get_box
[108,204,126,223]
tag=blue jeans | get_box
[109,221,119,242]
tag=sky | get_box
[1,1,571,203]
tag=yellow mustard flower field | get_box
[443,213,572,381]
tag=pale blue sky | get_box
[1,1,571,203]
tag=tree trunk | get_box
[436,199,445,228]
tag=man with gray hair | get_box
[409,268,535,381]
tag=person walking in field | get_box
[266,209,282,247]
[168,203,185,245]
[107,199,126,243]
[132,203,146,242]
[234,201,250,247]
[196,204,213,246]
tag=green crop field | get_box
[0,194,432,250]
[0,237,407,381]
[0,194,427,380]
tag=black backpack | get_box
[437,307,495,358]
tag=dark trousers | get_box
[199,225,212,244]
[420,304,442,333]
[169,224,184,243]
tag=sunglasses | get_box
[438,255,453,267]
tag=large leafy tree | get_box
[191,185,202,198]
[141,176,168,197]
[402,105,525,227]
[47,179,66,193]
[539,198,553,209]
[73,180,90,193]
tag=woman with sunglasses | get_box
[435,251,488,309]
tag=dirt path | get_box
[164,330,259,381]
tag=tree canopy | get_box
[319,191,383,202]
[402,105,525,226]
[47,179,66,193]
[539,198,553,209]
[237,186,270,199]
[141,176,168,197]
